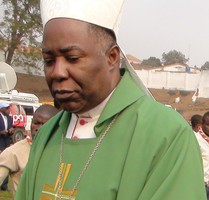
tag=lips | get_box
[53,90,85,112]
[53,90,80,102]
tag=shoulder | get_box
[0,144,15,161]
[133,96,184,123]
[129,97,193,141]
[0,138,29,156]
[194,131,209,148]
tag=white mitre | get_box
[40,0,125,35]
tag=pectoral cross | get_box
[41,163,77,200]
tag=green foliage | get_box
[201,61,209,70]
[162,50,188,65]
[141,57,162,67]
[0,0,43,73]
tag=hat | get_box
[40,0,125,35]
[0,101,11,109]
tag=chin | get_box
[61,102,85,114]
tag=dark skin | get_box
[30,112,54,139]
[0,106,14,135]
[202,116,209,137]
[193,123,202,133]
[42,18,121,114]
[0,107,10,117]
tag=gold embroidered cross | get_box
[41,163,77,200]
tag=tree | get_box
[141,57,162,67]
[0,0,43,73]
[201,61,209,70]
[162,50,188,65]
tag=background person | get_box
[0,101,14,152]
[15,0,206,199]
[191,114,203,133]
[202,112,209,138]
[202,111,209,199]
[0,101,14,191]
[0,104,58,194]
[191,114,209,199]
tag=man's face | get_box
[202,116,209,136]
[1,106,10,116]
[30,113,52,139]
[42,18,120,114]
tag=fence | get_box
[135,70,209,98]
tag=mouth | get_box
[52,90,80,102]
[52,89,85,112]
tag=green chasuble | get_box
[15,70,207,200]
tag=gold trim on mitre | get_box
[40,0,125,35]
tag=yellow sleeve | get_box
[0,167,9,186]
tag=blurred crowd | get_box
[0,102,59,195]
[179,110,209,199]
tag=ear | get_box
[106,45,120,67]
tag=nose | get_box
[51,57,68,81]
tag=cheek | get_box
[31,124,38,131]
[44,68,51,78]
[44,70,53,86]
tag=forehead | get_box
[33,112,51,121]
[42,18,97,53]
[43,18,90,43]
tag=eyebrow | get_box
[42,46,81,54]
[60,46,80,53]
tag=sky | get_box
[117,0,209,67]
[0,0,208,67]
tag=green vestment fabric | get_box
[15,70,207,200]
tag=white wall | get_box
[198,71,209,98]
[135,70,208,98]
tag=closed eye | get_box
[66,56,79,63]
[43,58,55,66]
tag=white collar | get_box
[66,91,113,139]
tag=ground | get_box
[150,88,209,118]
[15,73,209,119]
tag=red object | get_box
[73,136,78,140]
[9,103,27,128]
[79,119,86,125]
